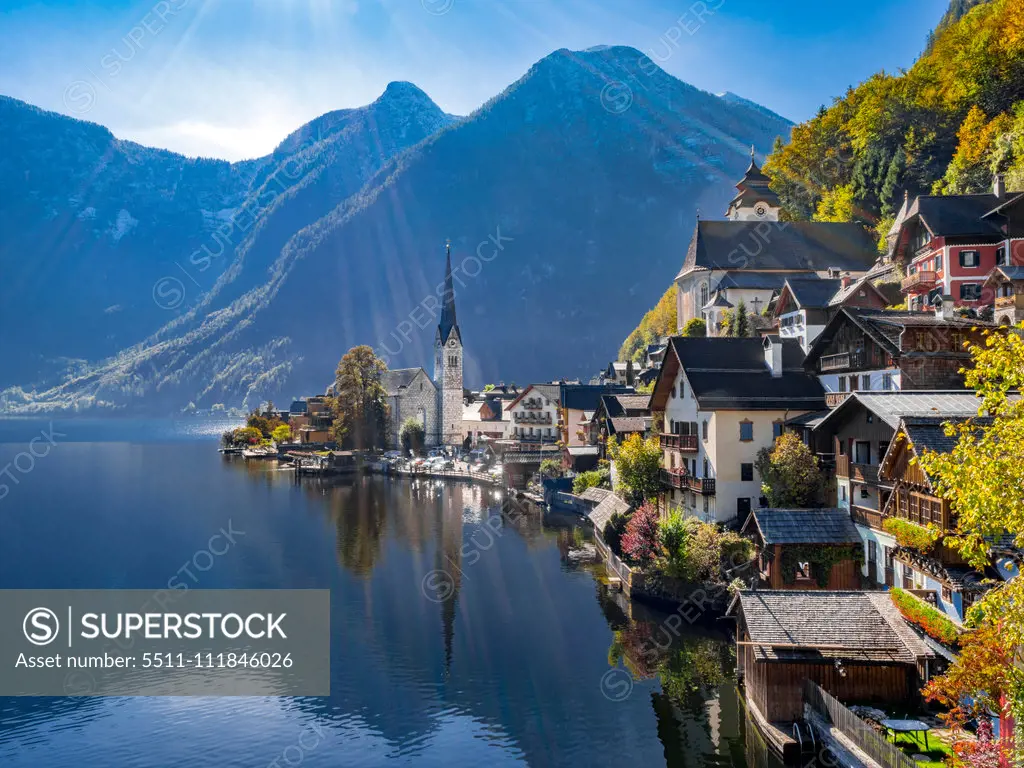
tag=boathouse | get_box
[741,508,863,590]
[730,590,934,725]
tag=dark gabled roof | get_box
[909,194,1004,238]
[659,337,826,411]
[780,277,843,310]
[610,416,647,435]
[716,271,804,291]
[678,221,878,277]
[901,416,969,456]
[733,591,933,663]
[561,384,632,412]
[984,191,1024,218]
[382,368,431,396]
[813,391,981,433]
[600,394,651,418]
[744,508,861,545]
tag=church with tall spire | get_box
[381,243,465,449]
[433,242,464,447]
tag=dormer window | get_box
[996,246,1009,266]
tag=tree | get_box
[230,426,263,445]
[483,384,496,392]
[681,318,707,337]
[539,458,563,477]
[659,511,690,577]
[333,346,391,450]
[573,467,610,494]
[621,501,660,566]
[271,424,292,444]
[754,432,825,507]
[730,299,751,338]
[400,418,425,455]
[916,326,1024,754]
[608,434,662,505]
[602,511,630,557]
[618,285,678,363]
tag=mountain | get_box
[1,45,792,414]
[0,84,456,389]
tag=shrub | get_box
[883,518,941,552]
[539,459,563,477]
[603,512,631,557]
[573,467,610,495]
[890,587,961,647]
[621,502,660,566]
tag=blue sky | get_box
[0,0,949,160]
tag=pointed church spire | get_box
[438,240,459,345]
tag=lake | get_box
[0,419,770,767]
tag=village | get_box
[220,157,1022,768]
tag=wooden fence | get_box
[803,680,918,768]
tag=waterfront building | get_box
[381,245,466,449]
[772,275,890,352]
[741,508,862,590]
[650,336,826,525]
[590,393,651,459]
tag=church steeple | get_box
[438,241,460,345]
[724,147,781,221]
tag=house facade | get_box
[506,384,560,445]
[773,275,889,352]
[651,336,826,525]
[888,178,1024,312]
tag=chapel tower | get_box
[434,243,464,447]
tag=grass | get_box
[888,729,953,768]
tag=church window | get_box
[700,282,709,308]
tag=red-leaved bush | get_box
[621,502,660,566]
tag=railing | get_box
[901,270,938,292]
[825,391,850,408]
[511,435,558,443]
[835,454,850,479]
[851,505,883,530]
[660,433,698,452]
[820,350,863,372]
[803,681,918,768]
[850,462,879,485]
[996,295,1021,309]
[514,413,552,424]
[659,469,716,495]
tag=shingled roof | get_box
[678,221,878,278]
[733,591,933,663]
[586,492,632,532]
[743,508,861,545]
[653,337,826,411]
[382,368,432,396]
[909,194,1004,238]
[813,391,982,432]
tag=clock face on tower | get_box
[754,203,768,218]
[448,339,457,348]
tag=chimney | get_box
[841,273,853,289]
[764,337,783,378]
[995,173,1006,199]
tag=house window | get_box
[942,584,952,602]
[879,441,890,461]
[772,421,784,440]
[838,376,848,393]
[881,373,894,391]
[841,485,847,501]
[739,421,754,442]
[703,458,709,477]
[996,246,1009,266]
[703,496,709,513]
[671,385,677,399]
[702,420,708,440]
[741,463,754,482]
[860,488,870,500]
[960,283,982,300]
[669,419,675,433]
[959,250,980,268]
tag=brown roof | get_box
[734,591,933,663]
[743,508,861,545]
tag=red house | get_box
[888,176,1024,312]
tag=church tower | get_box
[725,147,781,221]
[434,243,463,447]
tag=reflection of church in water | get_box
[382,244,465,449]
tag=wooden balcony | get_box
[820,350,863,372]
[901,270,938,293]
[851,504,883,530]
[659,469,716,495]
[660,433,698,452]
[850,462,879,485]
[996,294,1024,309]
[825,391,851,408]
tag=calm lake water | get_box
[0,419,771,767]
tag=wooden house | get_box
[984,265,1024,326]
[730,590,934,725]
[742,509,863,590]
[878,416,1000,622]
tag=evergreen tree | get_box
[732,299,751,338]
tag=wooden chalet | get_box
[730,590,934,737]
[878,416,999,622]
[742,509,862,590]
[984,265,1024,326]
